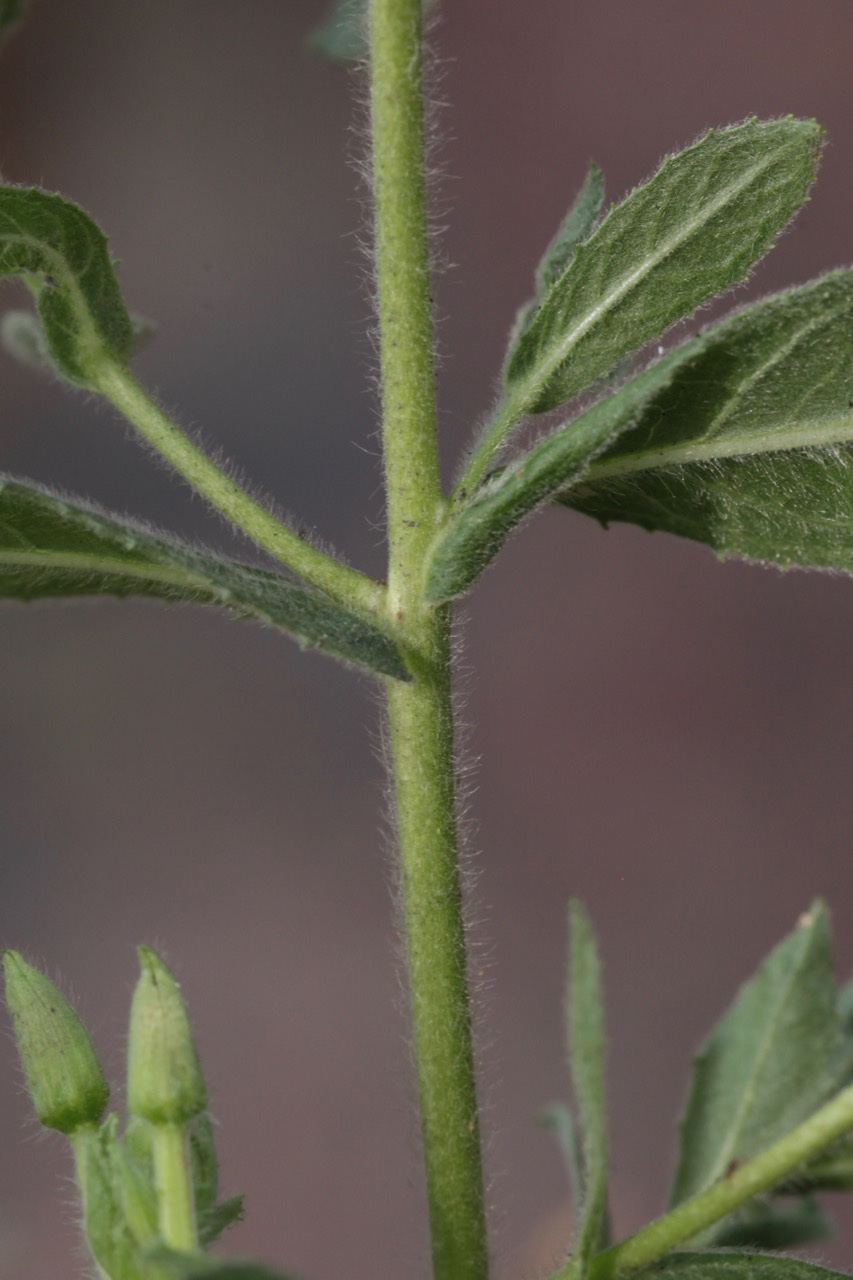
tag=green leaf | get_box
[76,1118,153,1280]
[709,1194,830,1249]
[537,1103,584,1208]
[0,476,411,681]
[187,1114,244,1246]
[504,118,822,414]
[646,1251,851,1280]
[785,1132,853,1192]
[199,1196,245,1249]
[308,0,436,62]
[506,163,605,363]
[426,338,706,602]
[0,0,26,47]
[669,902,839,1217]
[562,271,853,573]
[0,185,133,385]
[147,1248,296,1280]
[564,901,609,1275]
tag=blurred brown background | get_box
[0,2,852,1277]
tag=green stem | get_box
[567,1082,853,1280]
[70,1127,111,1280]
[90,360,384,615]
[369,1,488,1278]
[384,627,487,1280]
[150,1122,198,1253]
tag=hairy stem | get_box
[369,1,488,1278]
[150,1122,198,1253]
[570,1082,853,1280]
[90,360,384,615]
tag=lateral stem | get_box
[564,1082,853,1280]
[90,360,384,616]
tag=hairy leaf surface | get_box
[0,185,133,381]
[563,272,853,571]
[148,1250,295,1280]
[0,186,133,384]
[565,901,609,1274]
[426,340,705,602]
[709,1194,830,1249]
[506,163,604,363]
[504,118,822,413]
[649,1251,850,1280]
[669,902,838,1211]
[0,478,410,680]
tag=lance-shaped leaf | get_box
[643,1251,852,1280]
[709,1194,830,1250]
[504,117,822,414]
[506,163,605,364]
[147,1249,296,1280]
[562,271,853,572]
[308,0,437,62]
[0,477,410,680]
[0,186,133,384]
[564,901,609,1276]
[426,338,706,602]
[669,902,838,1214]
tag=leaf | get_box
[0,185,133,385]
[504,118,823,414]
[0,476,411,681]
[562,271,853,573]
[506,163,605,363]
[564,901,609,1275]
[76,1118,152,1280]
[199,1195,245,1249]
[308,0,437,62]
[537,1102,584,1208]
[709,1194,831,1249]
[147,1249,296,1280]
[187,1114,245,1247]
[669,902,839,1215]
[426,338,706,602]
[2,308,156,377]
[647,1250,851,1280]
[0,0,26,47]
[784,1132,853,1192]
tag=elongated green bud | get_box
[127,947,207,1125]
[1,949,108,1133]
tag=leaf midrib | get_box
[701,930,812,1188]
[0,547,211,592]
[583,411,853,483]
[0,221,101,365]
[521,143,785,408]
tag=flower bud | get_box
[127,947,207,1125]
[1,949,109,1133]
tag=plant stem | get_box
[90,360,384,616]
[150,1122,198,1252]
[369,1,488,1279]
[569,1082,853,1280]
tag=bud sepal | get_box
[2,949,109,1134]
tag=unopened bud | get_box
[127,947,207,1125]
[1,949,109,1133]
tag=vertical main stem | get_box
[385,629,488,1280]
[369,1,488,1278]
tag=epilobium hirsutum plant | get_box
[2,2,853,1279]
